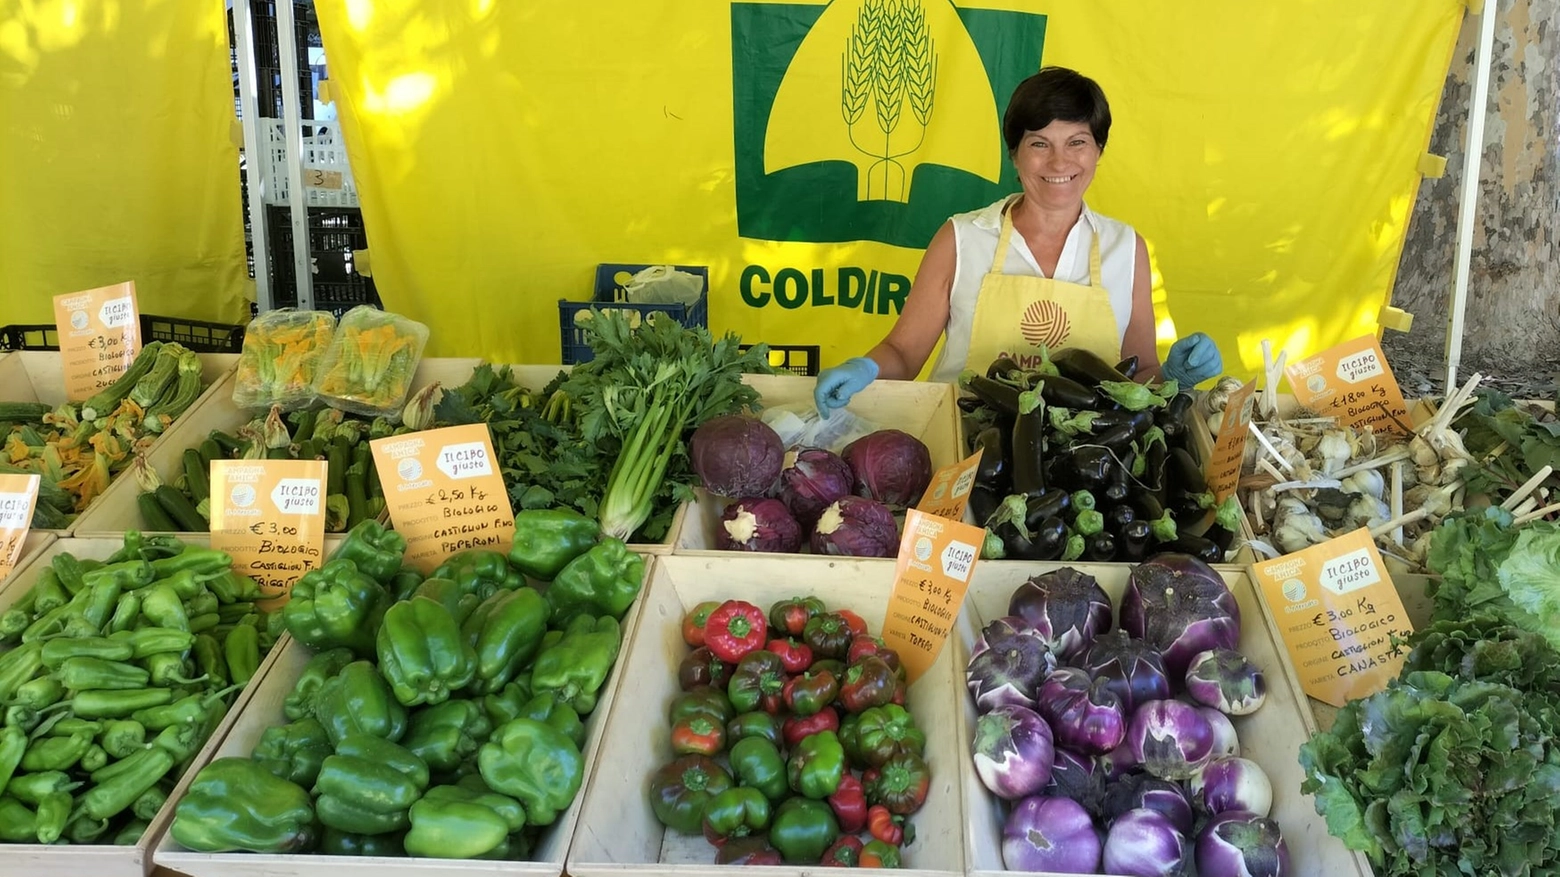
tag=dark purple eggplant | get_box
[1157,392,1196,442]
[1094,423,1137,455]
[1085,531,1118,561]
[1115,356,1140,379]
[1204,496,1241,551]
[987,356,1024,380]
[1064,446,1117,491]
[1154,534,1224,565]
[1143,439,1170,498]
[1105,504,1137,533]
[1053,348,1133,386]
[958,395,986,414]
[1131,489,1166,523]
[967,375,1022,415]
[1040,375,1100,410]
[1103,461,1132,504]
[1030,516,1069,561]
[974,427,1008,490]
[1024,489,1072,530]
[970,484,1001,527]
[1011,402,1047,497]
[1090,409,1155,438]
[1118,519,1153,561]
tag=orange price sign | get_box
[0,473,41,580]
[1205,381,1256,503]
[881,508,983,682]
[916,451,984,522]
[1249,528,1413,707]
[1283,335,1410,435]
[370,424,515,573]
[209,459,329,608]
[53,281,143,402]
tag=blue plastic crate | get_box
[558,263,710,364]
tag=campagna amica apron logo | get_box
[733,1,1047,251]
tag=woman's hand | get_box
[813,357,880,418]
[1162,332,1223,387]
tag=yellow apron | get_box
[965,199,1121,373]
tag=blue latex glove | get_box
[1162,332,1223,387]
[813,357,880,419]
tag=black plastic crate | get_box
[0,315,245,353]
[234,1,314,120]
[264,204,380,312]
[741,344,821,377]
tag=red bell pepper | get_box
[827,773,868,833]
[835,608,869,637]
[768,596,826,638]
[802,612,854,659]
[820,835,864,867]
[861,839,901,868]
[839,656,898,713]
[766,638,813,674]
[848,634,905,678]
[682,600,722,648]
[705,601,768,663]
[715,836,784,865]
[678,646,732,691]
[782,708,839,748]
[782,669,839,717]
[867,804,903,845]
[670,714,727,757]
[865,752,930,815]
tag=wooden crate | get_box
[567,554,965,877]
[2,530,55,589]
[955,561,1372,877]
[0,535,290,877]
[0,351,240,535]
[154,554,658,877]
[73,358,483,537]
[673,376,963,556]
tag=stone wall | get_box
[1393,0,1559,363]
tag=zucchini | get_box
[0,402,50,423]
[128,348,180,408]
[183,449,209,504]
[144,352,203,433]
[207,430,243,455]
[81,341,163,421]
[197,439,223,467]
[326,437,349,494]
[137,493,179,531]
[154,485,206,531]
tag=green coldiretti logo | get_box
[733,1,1046,248]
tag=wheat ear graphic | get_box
[841,3,876,127]
[904,3,935,128]
[871,0,907,137]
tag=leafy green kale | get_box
[1452,390,1560,501]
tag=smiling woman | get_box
[813,66,1224,414]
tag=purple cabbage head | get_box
[1006,567,1113,660]
[810,496,898,557]
[1081,630,1172,714]
[1034,667,1127,756]
[1102,808,1187,877]
[841,429,932,507]
[1121,554,1241,678]
[1184,649,1268,715]
[966,617,1056,712]
[1101,773,1195,836]
[1195,811,1290,877]
[776,448,854,528]
[1125,699,1216,781]
[1001,796,1102,874]
[972,704,1055,800]
[691,415,785,498]
[716,497,803,553]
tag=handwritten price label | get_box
[1284,336,1410,435]
[0,474,40,580]
[210,459,328,608]
[882,508,982,682]
[1250,528,1413,707]
[305,168,344,190]
[53,281,142,402]
[1206,381,1256,503]
[371,424,515,573]
[916,451,984,522]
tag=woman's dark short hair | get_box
[1002,67,1111,154]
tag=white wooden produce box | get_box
[567,554,966,877]
[954,561,1374,877]
[674,375,964,556]
[154,554,657,877]
[0,536,288,877]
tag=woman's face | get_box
[1012,119,1101,211]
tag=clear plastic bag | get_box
[231,309,337,411]
[622,265,703,307]
[311,306,430,417]
[760,402,882,454]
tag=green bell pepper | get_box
[783,668,839,717]
[503,693,586,749]
[375,595,477,707]
[669,685,735,726]
[462,586,550,695]
[171,757,317,852]
[701,786,771,845]
[314,738,429,835]
[648,754,733,835]
[727,649,788,714]
[429,779,527,831]
[729,736,789,801]
[410,577,483,625]
[480,677,533,727]
[401,698,492,772]
[431,549,522,598]
[283,558,390,657]
[529,614,621,714]
[865,751,930,815]
[389,567,425,603]
[769,797,841,864]
[788,730,846,799]
[283,646,356,721]
[477,717,583,826]
[320,826,406,856]
[855,704,926,768]
[545,537,644,622]
[252,717,333,787]
[314,660,409,744]
[508,508,600,580]
[332,519,408,584]
[403,797,510,859]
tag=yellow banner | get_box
[0,0,250,326]
[315,1,1461,374]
